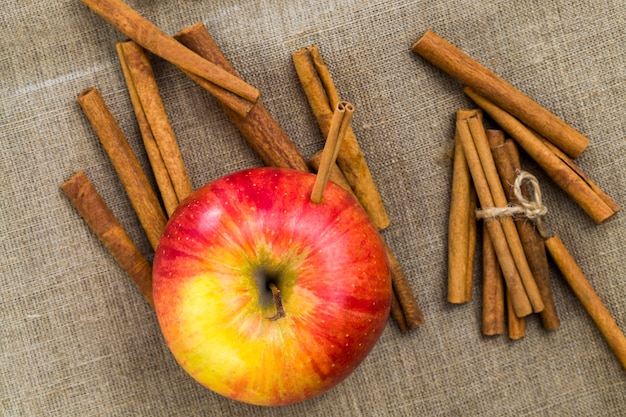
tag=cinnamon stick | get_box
[506,289,526,340]
[78,87,167,250]
[544,235,626,370]
[539,136,620,215]
[465,88,619,224]
[384,240,425,330]
[481,222,505,336]
[292,45,390,230]
[290,43,421,327]
[309,151,356,197]
[390,290,409,333]
[465,191,478,302]
[412,30,589,158]
[79,0,259,114]
[311,101,354,203]
[117,42,178,217]
[179,69,254,118]
[489,135,561,330]
[447,129,476,303]
[455,110,533,317]
[62,171,154,307]
[116,41,193,213]
[175,22,309,172]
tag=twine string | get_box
[476,170,549,238]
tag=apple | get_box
[152,167,391,406]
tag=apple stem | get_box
[310,101,355,204]
[267,282,286,321]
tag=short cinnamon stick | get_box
[489,135,560,330]
[309,151,356,198]
[78,87,167,250]
[175,22,309,172]
[116,41,193,213]
[80,0,260,113]
[292,45,390,230]
[482,223,506,336]
[311,101,354,203]
[62,171,154,307]
[455,110,532,317]
[545,235,626,370]
[465,88,619,224]
[412,30,589,158]
[447,129,476,303]
[506,289,526,340]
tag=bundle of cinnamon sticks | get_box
[413,31,626,369]
[413,30,619,225]
[63,0,423,334]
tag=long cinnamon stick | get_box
[117,41,193,212]
[175,22,309,172]
[482,223,505,336]
[116,42,178,217]
[78,87,167,250]
[412,30,589,158]
[62,171,154,307]
[539,136,620,215]
[489,135,560,330]
[292,45,390,230]
[181,70,255,118]
[447,129,476,303]
[545,235,626,370]
[455,110,532,317]
[310,150,423,330]
[465,88,619,224]
[290,43,421,327]
[79,0,259,114]
[465,191,477,302]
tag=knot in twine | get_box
[476,170,548,221]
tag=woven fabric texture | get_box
[1,0,625,415]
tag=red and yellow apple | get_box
[152,167,391,406]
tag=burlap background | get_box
[2,0,625,415]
